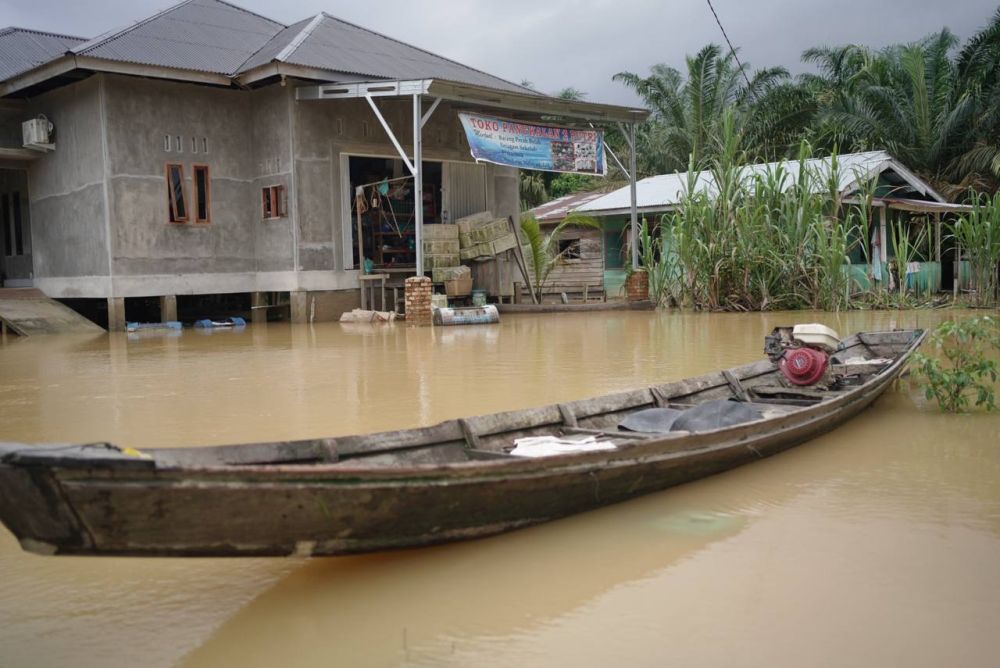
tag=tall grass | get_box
[952,192,1000,307]
[650,119,860,311]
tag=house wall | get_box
[532,224,605,302]
[19,74,520,309]
[101,74,259,296]
[291,95,519,275]
[26,76,111,296]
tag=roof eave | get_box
[295,78,649,123]
[0,54,77,97]
[2,55,234,96]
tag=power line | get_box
[705,0,755,97]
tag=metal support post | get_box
[628,122,639,270]
[413,93,424,276]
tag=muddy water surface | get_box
[1,310,998,667]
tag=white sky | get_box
[3,0,997,105]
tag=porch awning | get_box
[295,78,649,124]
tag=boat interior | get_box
[95,329,917,471]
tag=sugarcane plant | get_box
[952,191,1000,307]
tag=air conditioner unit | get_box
[22,115,55,152]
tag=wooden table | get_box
[359,273,388,311]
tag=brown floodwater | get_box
[1,309,998,667]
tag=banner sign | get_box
[458,112,605,175]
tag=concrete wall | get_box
[26,76,110,295]
[102,74,258,294]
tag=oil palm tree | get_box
[614,45,790,172]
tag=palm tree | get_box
[614,45,789,172]
[802,23,1000,195]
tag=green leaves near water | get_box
[912,316,1000,412]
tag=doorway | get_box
[0,168,31,287]
[347,156,442,271]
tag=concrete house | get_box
[0,0,645,328]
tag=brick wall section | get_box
[625,271,649,302]
[404,276,433,326]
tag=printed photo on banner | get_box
[458,112,606,175]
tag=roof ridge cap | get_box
[273,13,325,62]
[73,0,285,56]
[72,0,200,54]
[1,26,86,41]
[211,0,285,28]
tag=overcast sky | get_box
[3,0,997,105]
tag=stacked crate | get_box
[421,224,460,273]
[457,212,518,261]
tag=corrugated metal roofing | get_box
[0,27,83,82]
[529,191,608,223]
[236,16,312,72]
[576,151,944,215]
[2,0,548,98]
[238,12,534,94]
[73,0,283,75]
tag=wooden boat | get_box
[0,328,925,558]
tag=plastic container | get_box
[791,323,840,352]
[471,289,487,307]
[432,304,500,326]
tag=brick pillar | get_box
[159,295,177,322]
[625,270,649,302]
[107,297,126,332]
[404,276,433,326]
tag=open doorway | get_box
[0,168,32,287]
[347,157,442,271]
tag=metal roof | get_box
[0,27,83,82]
[576,151,946,215]
[72,0,282,75]
[2,0,639,117]
[237,12,535,94]
[528,191,609,223]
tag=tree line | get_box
[521,8,1000,206]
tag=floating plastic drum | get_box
[471,289,487,307]
[432,304,500,326]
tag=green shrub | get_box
[912,316,999,412]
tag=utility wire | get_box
[705,0,755,98]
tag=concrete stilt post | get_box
[251,292,267,325]
[159,295,177,323]
[107,297,126,332]
[290,290,308,324]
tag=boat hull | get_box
[0,329,924,557]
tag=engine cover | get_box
[779,347,829,386]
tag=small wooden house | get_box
[527,191,614,302]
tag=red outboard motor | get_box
[779,347,829,386]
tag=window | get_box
[166,163,188,223]
[193,165,211,223]
[558,238,581,260]
[191,137,198,154]
[174,135,182,152]
[262,185,286,219]
[201,137,208,154]
[163,134,171,152]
